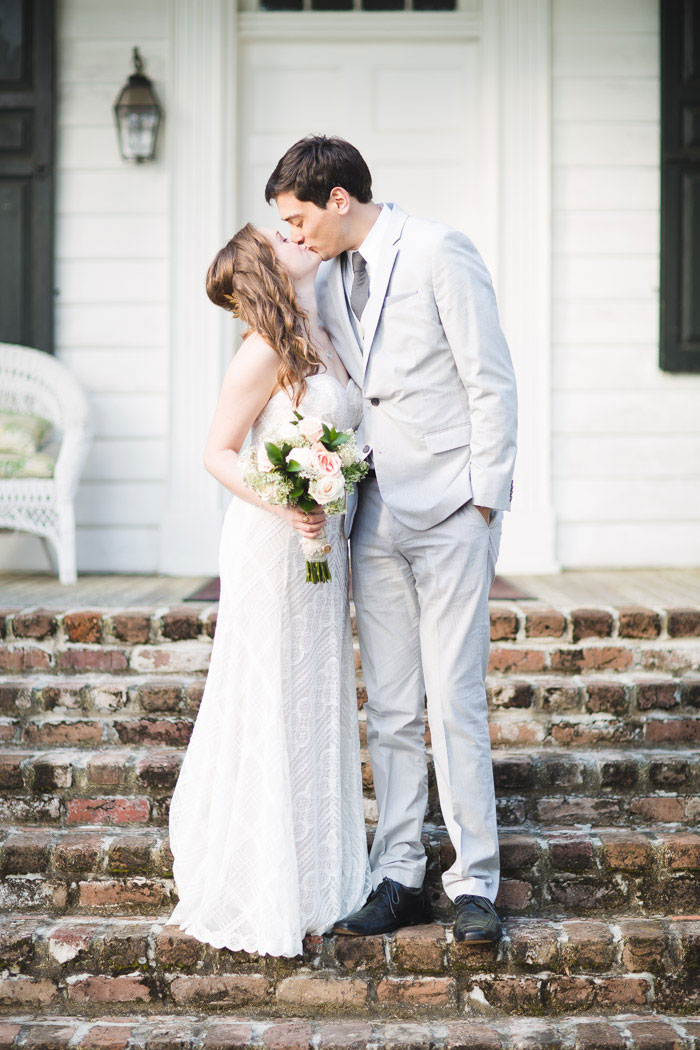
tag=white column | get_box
[160,0,238,574]
[484,0,559,573]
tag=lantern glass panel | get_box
[117,108,159,160]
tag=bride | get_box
[167,223,371,957]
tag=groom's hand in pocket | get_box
[474,505,492,525]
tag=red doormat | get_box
[185,575,534,603]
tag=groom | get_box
[266,136,517,943]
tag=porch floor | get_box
[1,568,699,608]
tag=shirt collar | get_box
[353,203,391,273]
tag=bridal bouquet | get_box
[241,412,368,583]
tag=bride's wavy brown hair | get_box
[206,223,323,405]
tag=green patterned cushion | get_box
[0,412,52,455]
[0,449,56,479]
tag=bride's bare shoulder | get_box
[221,330,279,396]
[237,330,278,366]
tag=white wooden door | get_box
[238,27,489,256]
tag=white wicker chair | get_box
[0,343,93,585]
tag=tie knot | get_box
[352,251,366,274]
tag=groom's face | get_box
[275,191,347,262]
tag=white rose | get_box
[286,446,313,470]
[308,474,346,505]
[257,443,275,473]
[297,415,325,443]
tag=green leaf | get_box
[286,460,301,473]
[264,442,285,467]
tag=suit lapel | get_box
[361,204,409,376]
[327,254,363,380]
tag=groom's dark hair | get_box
[265,135,373,209]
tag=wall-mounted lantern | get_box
[113,47,163,163]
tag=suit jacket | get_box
[316,203,518,534]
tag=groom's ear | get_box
[328,186,351,214]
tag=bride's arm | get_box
[203,332,326,538]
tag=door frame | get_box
[160,0,557,574]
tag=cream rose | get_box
[286,446,313,470]
[308,474,345,505]
[297,415,324,443]
[257,443,275,473]
[312,446,342,476]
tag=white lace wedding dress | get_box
[168,372,371,957]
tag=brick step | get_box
[1,684,699,752]
[1,1014,699,1050]
[1,746,698,830]
[0,914,698,1020]
[1,825,698,919]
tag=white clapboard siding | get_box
[75,483,168,528]
[83,439,168,483]
[552,0,700,566]
[59,350,168,394]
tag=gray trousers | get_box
[350,477,502,903]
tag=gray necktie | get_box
[350,251,369,321]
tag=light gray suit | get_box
[317,203,517,904]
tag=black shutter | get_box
[660,0,700,372]
[0,0,54,352]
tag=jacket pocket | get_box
[383,290,420,308]
[424,422,471,453]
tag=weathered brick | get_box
[667,608,700,637]
[130,643,212,673]
[67,797,151,826]
[169,974,269,1007]
[645,717,700,744]
[383,1023,436,1050]
[682,676,700,708]
[333,934,385,970]
[0,1023,21,1050]
[494,754,535,790]
[136,682,183,713]
[204,611,218,639]
[550,648,585,673]
[0,752,28,790]
[551,721,638,747]
[489,648,547,673]
[665,832,700,869]
[0,645,51,671]
[558,921,613,972]
[648,756,689,789]
[581,647,633,671]
[111,612,151,644]
[619,919,668,972]
[584,682,628,715]
[375,976,453,1006]
[571,608,613,642]
[135,751,182,791]
[204,1023,255,1049]
[23,1023,78,1049]
[549,837,594,872]
[65,973,152,1003]
[600,832,652,872]
[78,1024,137,1050]
[25,719,104,747]
[0,976,58,1007]
[617,607,661,640]
[261,1022,313,1050]
[156,926,208,970]
[0,681,31,715]
[79,878,172,911]
[64,611,103,643]
[626,1020,686,1050]
[56,648,128,673]
[53,832,102,873]
[1,829,53,873]
[509,921,559,969]
[47,923,95,966]
[393,924,446,973]
[489,681,533,709]
[599,756,638,789]
[468,975,541,1012]
[12,608,57,639]
[543,974,596,1010]
[87,752,128,788]
[569,1020,625,1050]
[594,975,651,1008]
[630,796,686,822]
[524,608,566,638]
[276,976,367,1010]
[108,833,158,875]
[536,797,621,824]
[496,880,533,911]
[444,1022,503,1050]
[490,719,546,746]
[539,681,580,712]
[160,608,202,641]
[636,680,679,710]
[114,718,192,747]
[490,609,518,641]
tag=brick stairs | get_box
[0,600,698,1049]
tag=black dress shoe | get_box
[453,893,502,943]
[331,877,431,936]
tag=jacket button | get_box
[370,397,379,406]
[363,445,370,454]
